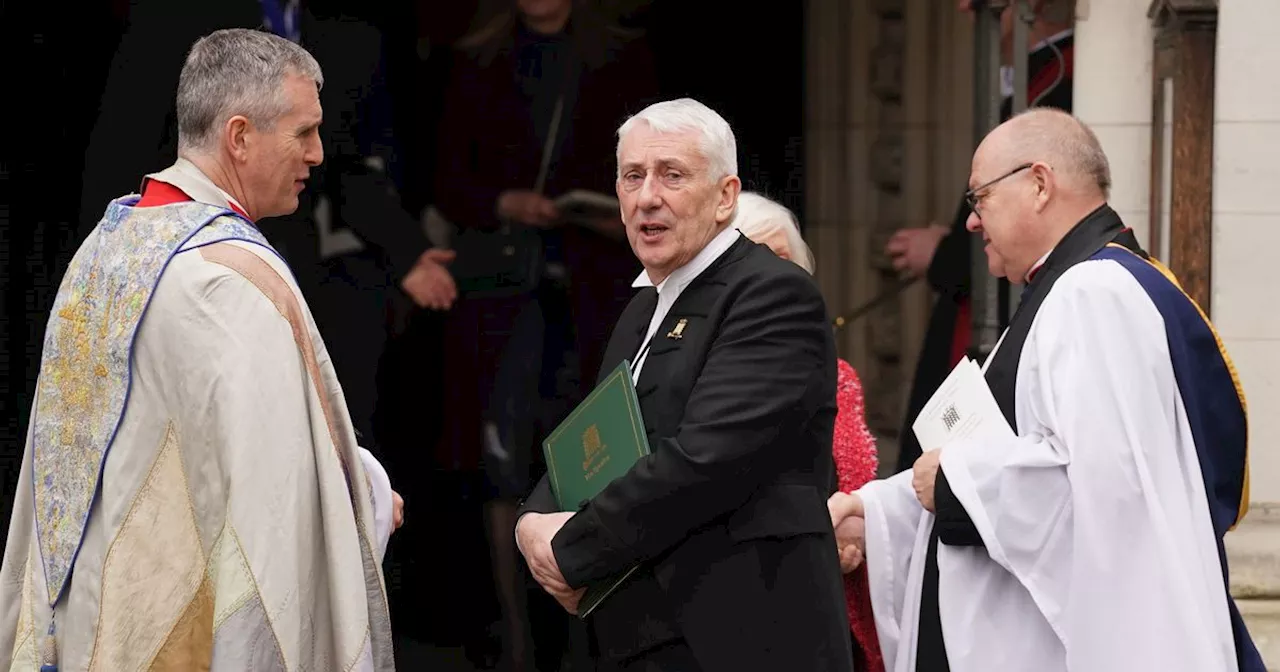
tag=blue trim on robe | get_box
[1093,246,1264,672]
[31,199,268,614]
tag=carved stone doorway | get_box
[806,0,978,472]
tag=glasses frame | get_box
[964,162,1034,218]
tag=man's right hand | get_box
[828,491,866,574]
[885,223,948,279]
[497,190,560,227]
[401,248,456,310]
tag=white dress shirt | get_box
[629,226,742,381]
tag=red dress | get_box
[833,359,885,672]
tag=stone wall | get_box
[806,0,975,472]
[1077,0,1278,664]
[1214,0,1280,665]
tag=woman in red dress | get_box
[735,192,885,672]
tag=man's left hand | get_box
[392,490,404,530]
[912,449,942,512]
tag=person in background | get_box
[432,0,659,668]
[889,0,1074,471]
[75,0,456,467]
[296,0,458,465]
[735,191,884,672]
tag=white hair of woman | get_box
[615,97,738,181]
[734,192,815,275]
[176,28,324,154]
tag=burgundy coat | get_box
[432,21,659,470]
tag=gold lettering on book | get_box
[583,423,611,480]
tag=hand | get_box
[912,449,943,513]
[555,587,588,616]
[828,491,866,573]
[392,490,405,530]
[827,490,864,528]
[834,513,865,573]
[401,248,456,310]
[497,190,560,227]
[885,223,948,279]
[515,511,576,599]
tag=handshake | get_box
[827,491,866,574]
[827,447,945,574]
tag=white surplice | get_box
[860,258,1241,672]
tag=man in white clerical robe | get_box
[0,29,424,671]
[829,109,1266,672]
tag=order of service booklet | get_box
[911,356,1015,451]
[541,359,651,619]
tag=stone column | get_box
[1213,0,1280,662]
[1073,0,1155,245]
[807,0,976,472]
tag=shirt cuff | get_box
[357,447,394,560]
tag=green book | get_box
[542,359,651,619]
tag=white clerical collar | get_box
[632,225,741,294]
[142,157,250,217]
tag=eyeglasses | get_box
[964,162,1033,218]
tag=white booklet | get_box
[911,356,1015,451]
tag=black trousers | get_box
[601,639,702,672]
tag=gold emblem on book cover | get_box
[583,424,607,471]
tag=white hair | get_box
[176,28,324,154]
[616,98,738,181]
[734,192,815,274]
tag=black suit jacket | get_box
[521,236,854,671]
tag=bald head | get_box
[966,109,1112,283]
[980,108,1111,200]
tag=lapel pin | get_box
[666,318,688,340]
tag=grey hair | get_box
[1008,107,1111,199]
[734,192,815,274]
[616,98,738,181]
[176,29,324,154]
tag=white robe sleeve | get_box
[858,470,930,669]
[938,260,1238,672]
[358,448,394,560]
